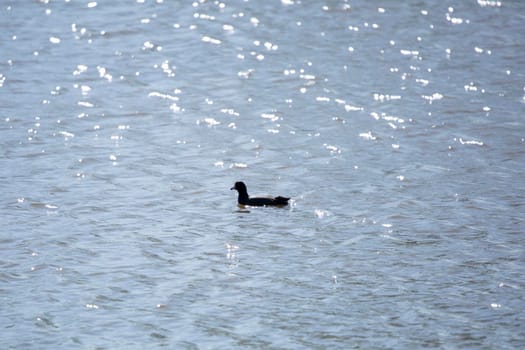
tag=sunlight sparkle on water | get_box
[314,209,330,219]
[458,138,484,146]
[78,101,94,108]
[477,0,502,7]
[359,131,377,141]
[148,91,179,102]
[73,65,88,75]
[223,24,234,32]
[198,118,220,127]
[261,113,279,122]
[422,93,443,104]
[202,36,221,45]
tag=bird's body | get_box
[231,182,290,207]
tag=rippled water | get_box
[1,1,524,349]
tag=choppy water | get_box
[1,1,524,349]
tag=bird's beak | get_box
[230,186,235,190]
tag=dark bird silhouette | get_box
[231,181,290,207]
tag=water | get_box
[1,1,524,349]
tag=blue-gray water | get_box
[1,1,524,349]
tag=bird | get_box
[231,181,290,207]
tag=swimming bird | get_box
[231,181,290,207]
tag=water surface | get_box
[1,1,524,349]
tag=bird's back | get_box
[243,196,289,207]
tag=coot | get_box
[231,181,290,207]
